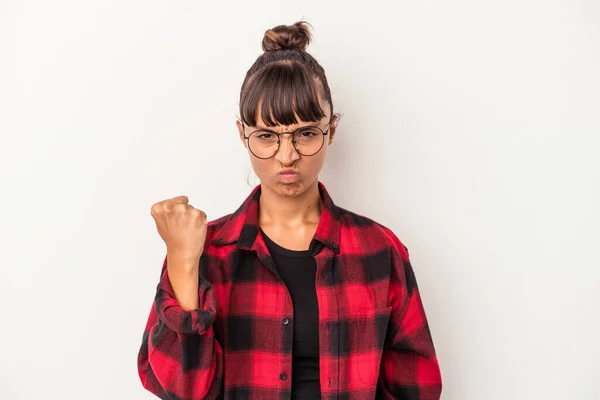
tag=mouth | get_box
[278,170,299,183]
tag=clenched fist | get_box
[151,195,208,267]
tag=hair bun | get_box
[262,21,312,53]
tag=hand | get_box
[151,195,208,268]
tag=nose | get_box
[274,133,300,164]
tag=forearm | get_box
[139,301,223,400]
[166,253,200,310]
[138,256,222,399]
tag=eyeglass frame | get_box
[240,114,340,160]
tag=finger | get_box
[170,195,189,205]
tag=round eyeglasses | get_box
[242,122,331,160]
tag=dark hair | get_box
[239,21,334,127]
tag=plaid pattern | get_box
[138,182,442,400]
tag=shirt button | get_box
[282,317,290,325]
[279,372,287,380]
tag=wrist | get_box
[167,251,200,269]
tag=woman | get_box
[138,21,442,400]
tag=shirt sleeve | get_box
[378,230,442,399]
[137,256,223,400]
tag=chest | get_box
[259,224,318,251]
[203,246,392,331]
[201,246,394,393]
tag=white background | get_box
[1,1,599,399]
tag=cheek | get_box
[248,155,271,176]
[248,155,261,171]
[305,152,327,173]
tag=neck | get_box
[258,180,322,228]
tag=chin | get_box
[276,181,304,197]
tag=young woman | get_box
[138,21,442,400]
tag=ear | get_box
[327,113,340,145]
[236,120,248,147]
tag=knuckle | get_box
[173,195,188,204]
[173,203,188,213]
[150,202,162,215]
[191,208,203,218]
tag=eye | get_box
[298,129,319,137]
[255,132,276,140]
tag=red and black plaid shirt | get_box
[138,182,442,400]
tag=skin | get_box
[236,97,338,251]
[153,95,338,311]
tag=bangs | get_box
[240,61,327,127]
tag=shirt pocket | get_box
[354,306,393,385]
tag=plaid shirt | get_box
[138,182,442,400]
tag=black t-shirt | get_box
[260,229,322,399]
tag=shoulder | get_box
[336,205,410,257]
[207,213,232,230]
[203,213,233,242]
